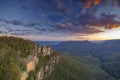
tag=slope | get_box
[47,55,115,80]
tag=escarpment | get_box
[36,54,61,80]
[21,44,61,80]
[0,36,61,80]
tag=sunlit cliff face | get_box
[0,0,120,41]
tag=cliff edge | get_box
[0,36,61,80]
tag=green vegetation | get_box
[26,51,56,80]
[0,36,35,80]
[0,36,35,58]
[47,55,115,80]
[101,53,120,80]
[26,55,51,80]
[1,36,120,80]
[0,36,57,80]
[53,40,120,80]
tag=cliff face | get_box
[36,54,60,80]
[21,55,39,80]
[0,36,60,80]
[21,45,61,80]
[36,45,51,56]
[41,45,51,56]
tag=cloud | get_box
[0,18,55,35]
[78,13,120,29]
[0,0,120,38]
[25,23,40,27]
[21,5,31,10]
[53,0,69,14]
[0,18,40,27]
[99,0,120,8]
[0,18,35,35]
[79,0,100,9]
[0,18,25,26]
[79,0,120,9]
[54,22,103,35]
[53,13,120,35]
[11,20,25,26]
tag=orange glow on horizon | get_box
[84,36,111,41]
[0,26,120,41]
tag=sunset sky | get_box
[0,0,120,41]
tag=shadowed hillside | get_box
[47,55,115,80]
[52,40,120,80]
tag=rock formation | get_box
[36,67,44,80]
[20,45,61,80]
[21,55,39,80]
[37,45,41,54]
[0,36,60,80]
[36,54,61,80]
[35,45,51,56]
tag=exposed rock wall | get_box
[36,54,61,80]
[21,72,28,80]
[41,45,51,56]
[21,55,39,80]
[20,45,61,80]
[36,45,51,56]
[37,45,41,54]
[36,67,44,80]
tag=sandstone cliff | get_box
[0,36,60,80]
[36,54,60,80]
[21,45,61,80]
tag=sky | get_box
[0,0,120,41]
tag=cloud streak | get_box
[0,18,41,27]
[53,13,120,35]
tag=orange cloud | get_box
[83,0,100,9]
[104,24,120,29]
[83,0,92,9]
[94,0,100,6]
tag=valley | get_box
[50,40,120,80]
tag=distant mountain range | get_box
[35,39,120,46]
[35,40,120,80]
[50,39,120,80]
[51,39,120,53]
[34,41,62,46]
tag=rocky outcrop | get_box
[20,45,61,80]
[21,72,28,80]
[37,45,41,54]
[21,55,39,80]
[36,45,51,56]
[36,67,44,80]
[26,55,39,72]
[36,54,61,80]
